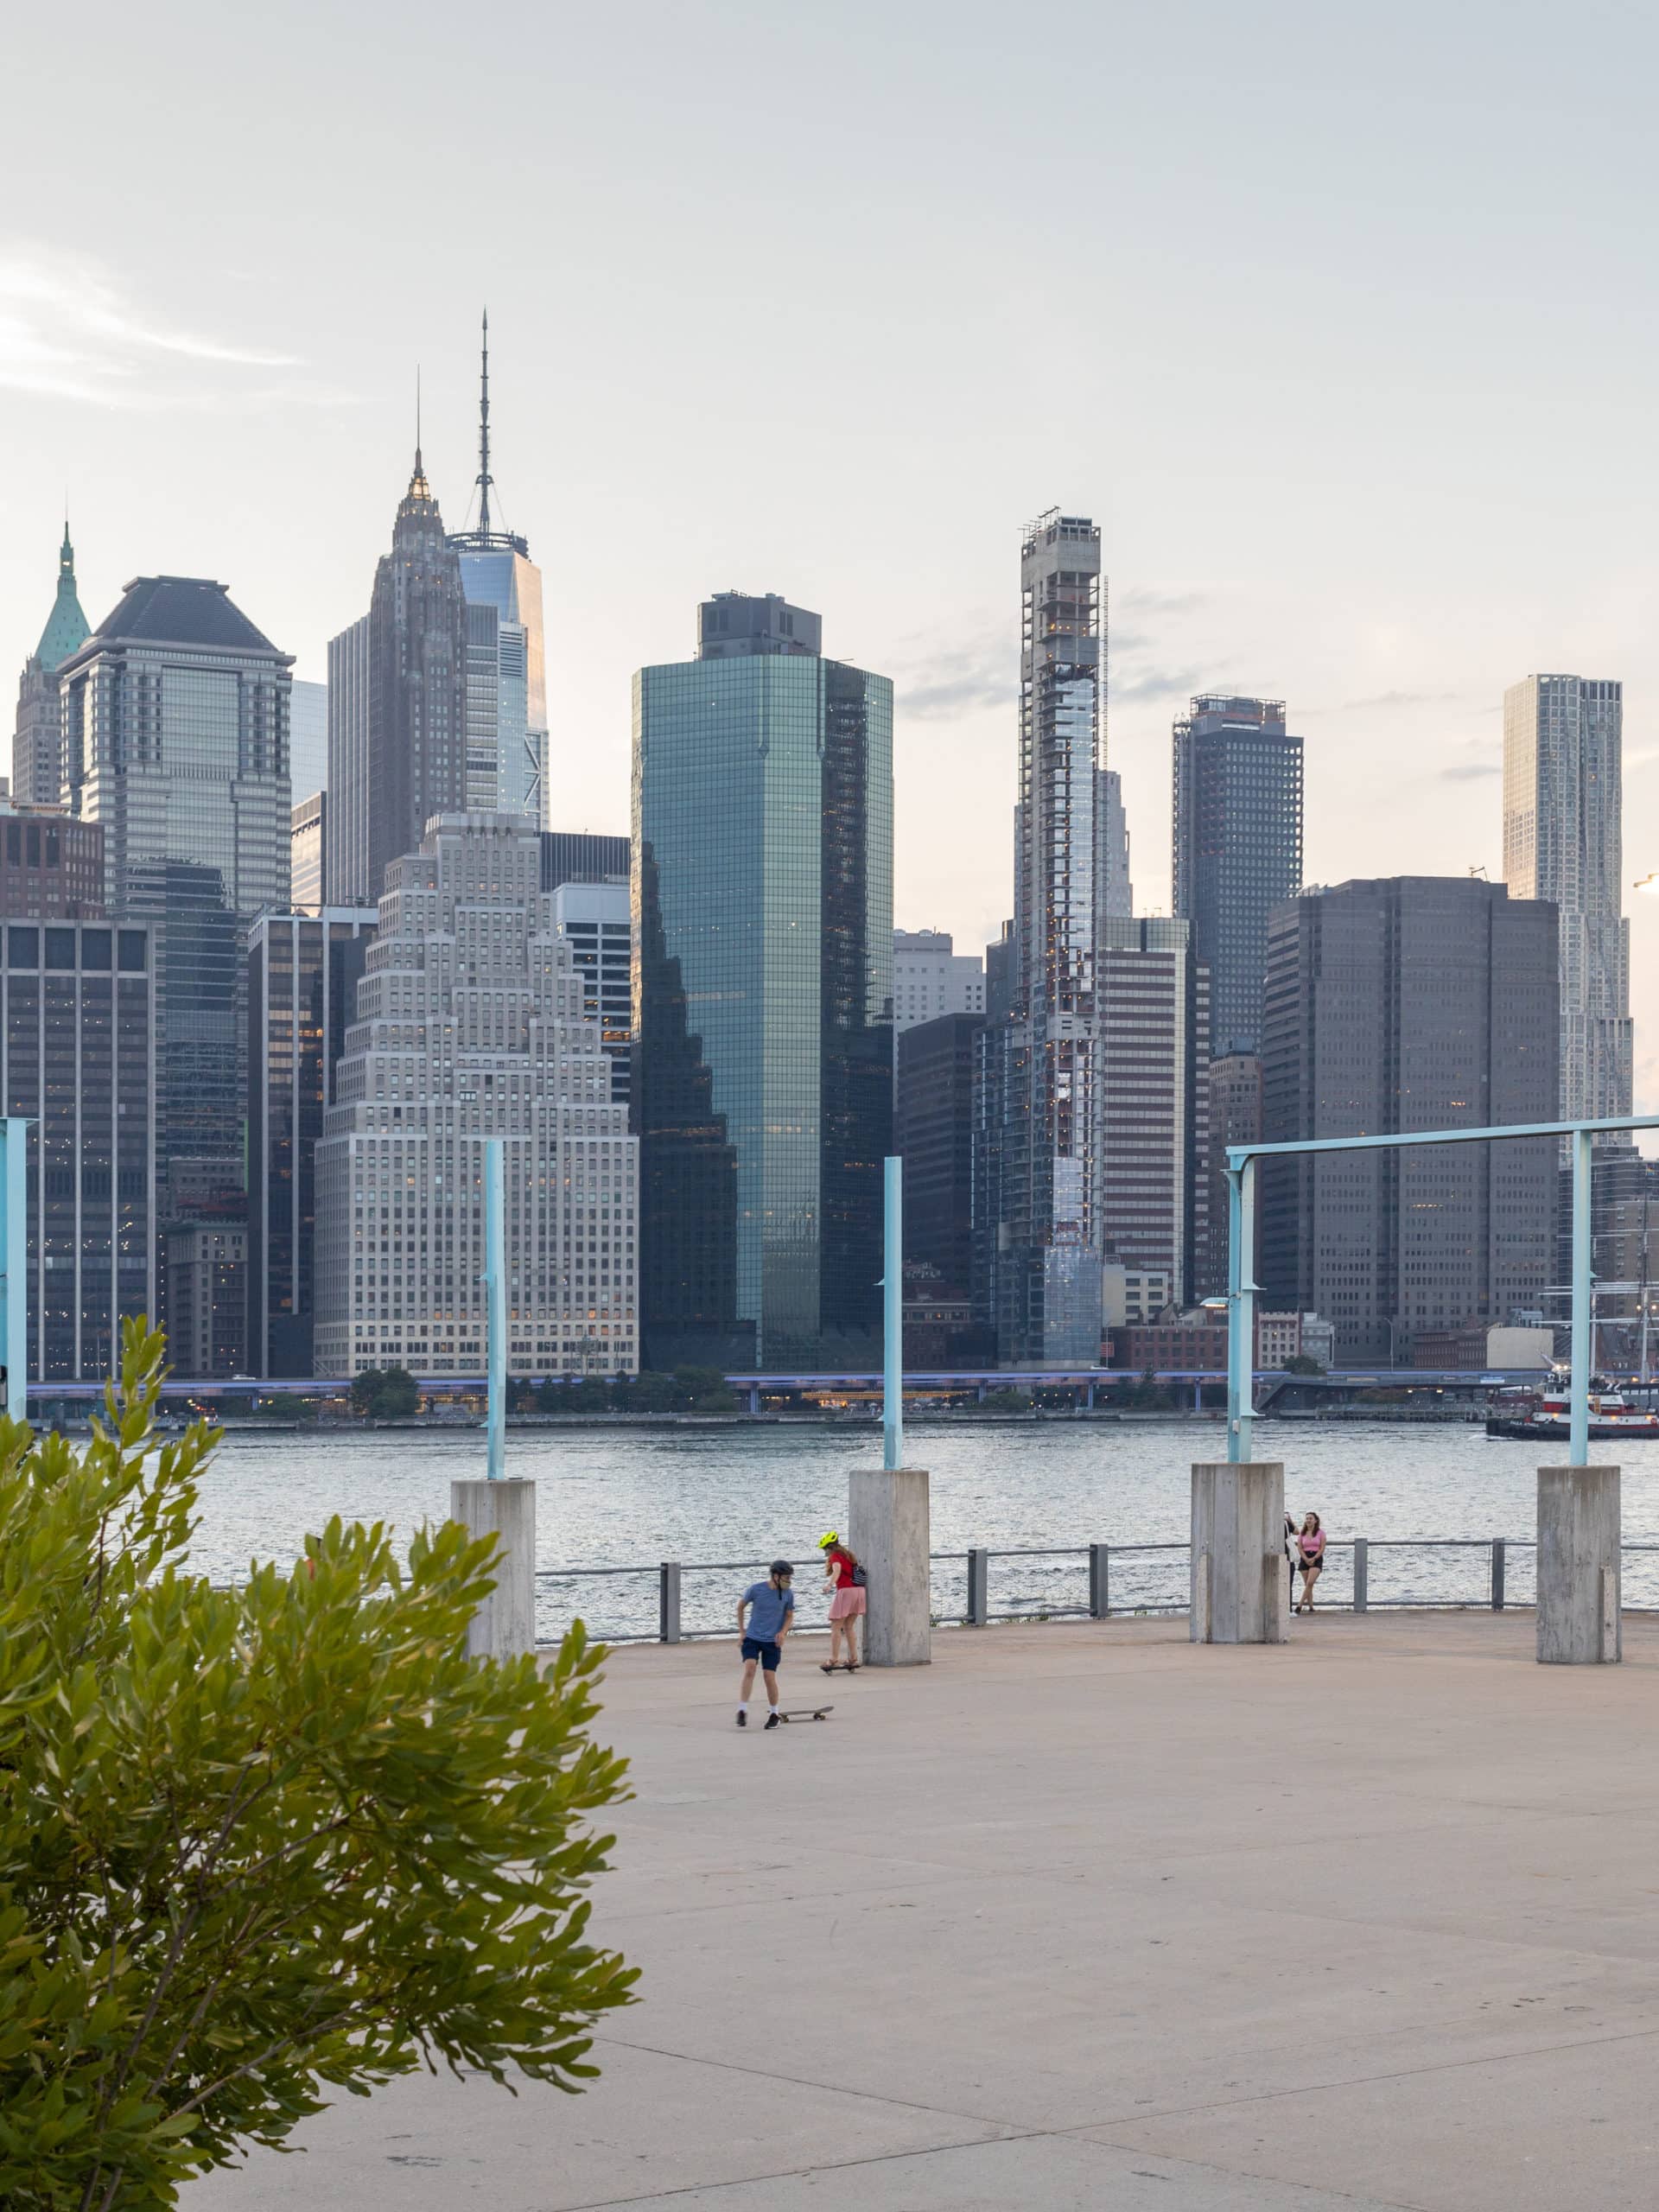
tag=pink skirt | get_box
[829,1586,867,1620]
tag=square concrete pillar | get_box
[1537,1465,1620,1665]
[450,1477,537,1660]
[1191,1461,1286,1645]
[849,1467,931,1667]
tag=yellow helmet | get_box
[817,1530,839,1549]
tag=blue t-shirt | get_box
[743,1580,794,1642]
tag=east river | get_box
[190,1416,1658,1643]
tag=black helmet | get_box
[770,1559,793,1580]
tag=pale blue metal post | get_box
[1225,1154,1255,1463]
[485,1137,505,1480]
[0,1120,26,1421]
[883,1155,903,1471]
[1570,1123,1592,1467]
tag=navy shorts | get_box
[741,1636,782,1671]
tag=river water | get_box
[192,1417,1658,1643]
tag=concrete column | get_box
[1536,1464,1621,1665]
[849,1466,931,1667]
[450,1477,537,1661]
[1191,1460,1286,1645]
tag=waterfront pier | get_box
[185,1611,1659,2209]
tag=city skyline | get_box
[8,6,1659,1109]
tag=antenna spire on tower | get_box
[477,308,493,538]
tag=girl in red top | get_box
[817,1531,864,1673]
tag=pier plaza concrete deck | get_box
[184,1612,1659,2210]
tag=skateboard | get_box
[775,1705,835,1723]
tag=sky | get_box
[4,0,1659,1099]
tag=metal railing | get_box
[532,1537,1659,1645]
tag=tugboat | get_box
[1486,1376,1659,1441]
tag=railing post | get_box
[1491,1538,1506,1612]
[658,1560,682,1643]
[1352,1537,1368,1613]
[966,1547,988,1627]
[1089,1541,1110,1619]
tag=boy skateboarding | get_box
[736,1560,795,1729]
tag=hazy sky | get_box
[6,0,1659,1099]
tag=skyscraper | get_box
[1502,674,1630,1121]
[289,677,327,800]
[1097,766,1133,925]
[1261,878,1558,1364]
[248,906,379,1375]
[59,575,292,1235]
[633,590,893,1370]
[1096,918,1209,1306]
[893,930,985,1033]
[314,813,636,1379]
[1173,695,1303,1058]
[551,878,631,1104]
[326,452,467,907]
[12,524,90,806]
[448,315,548,823]
[982,511,1106,1365]
[897,1009,985,1305]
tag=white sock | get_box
[737,1700,748,1714]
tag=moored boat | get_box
[1486,1377,1659,1441]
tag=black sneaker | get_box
[736,1709,747,1727]
[764,1709,780,1729]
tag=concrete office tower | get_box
[448,316,548,823]
[12,523,90,806]
[290,791,325,915]
[552,878,631,1103]
[289,677,327,799]
[326,452,467,907]
[248,907,380,1375]
[59,575,292,1231]
[893,930,985,1033]
[1203,1051,1263,1295]
[1173,695,1303,1057]
[542,830,629,890]
[1503,674,1631,1121]
[163,1220,246,1375]
[1262,878,1558,1365]
[315,813,637,1379]
[897,1010,985,1303]
[1096,919,1210,1308]
[0,803,104,918]
[633,590,893,1370]
[2,918,156,1380]
[982,511,1106,1365]
[1097,767,1133,924]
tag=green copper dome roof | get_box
[35,524,89,672]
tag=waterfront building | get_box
[633,589,893,1370]
[290,791,325,915]
[247,906,380,1375]
[314,813,636,1378]
[448,317,548,822]
[12,524,90,807]
[1502,673,1630,1122]
[897,1009,985,1310]
[58,575,291,1247]
[893,930,985,1033]
[1097,766,1133,925]
[326,454,467,906]
[1261,877,1559,1366]
[163,1219,246,1376]
[0,802,104,918]
[1202,1051,1263,1295]
[981,511,1108,1365]
[289,677,327,799]
[1097,918,1209,1310]
[1101,1261,1171,1329]
[1172,694,1303,1057]
[2,917,156,1381]
[542,830,629,891]
[551,877,631,1103]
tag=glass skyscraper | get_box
[1172,695,1304,1058]
[633,592,893,1370]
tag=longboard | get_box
[775,1705,834,1723]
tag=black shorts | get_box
[741,1637,782,1671]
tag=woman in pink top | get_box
[1296,1511,1326,1614]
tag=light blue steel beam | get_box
[485,1137,505,1480]
[1225,1156,1256,1465]
[0,1120,26,1421]
[1224,1112,1659,1471]
[883,1155,903,1472]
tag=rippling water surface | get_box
[191,1418,1657,1641]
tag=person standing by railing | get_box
[817,1531,865,1674]
[1296,1512,1326,1613]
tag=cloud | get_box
[900,664,1016,719]
[0,244,328,410]
[1440,760,1502,781]
[1113,662,1211,703]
